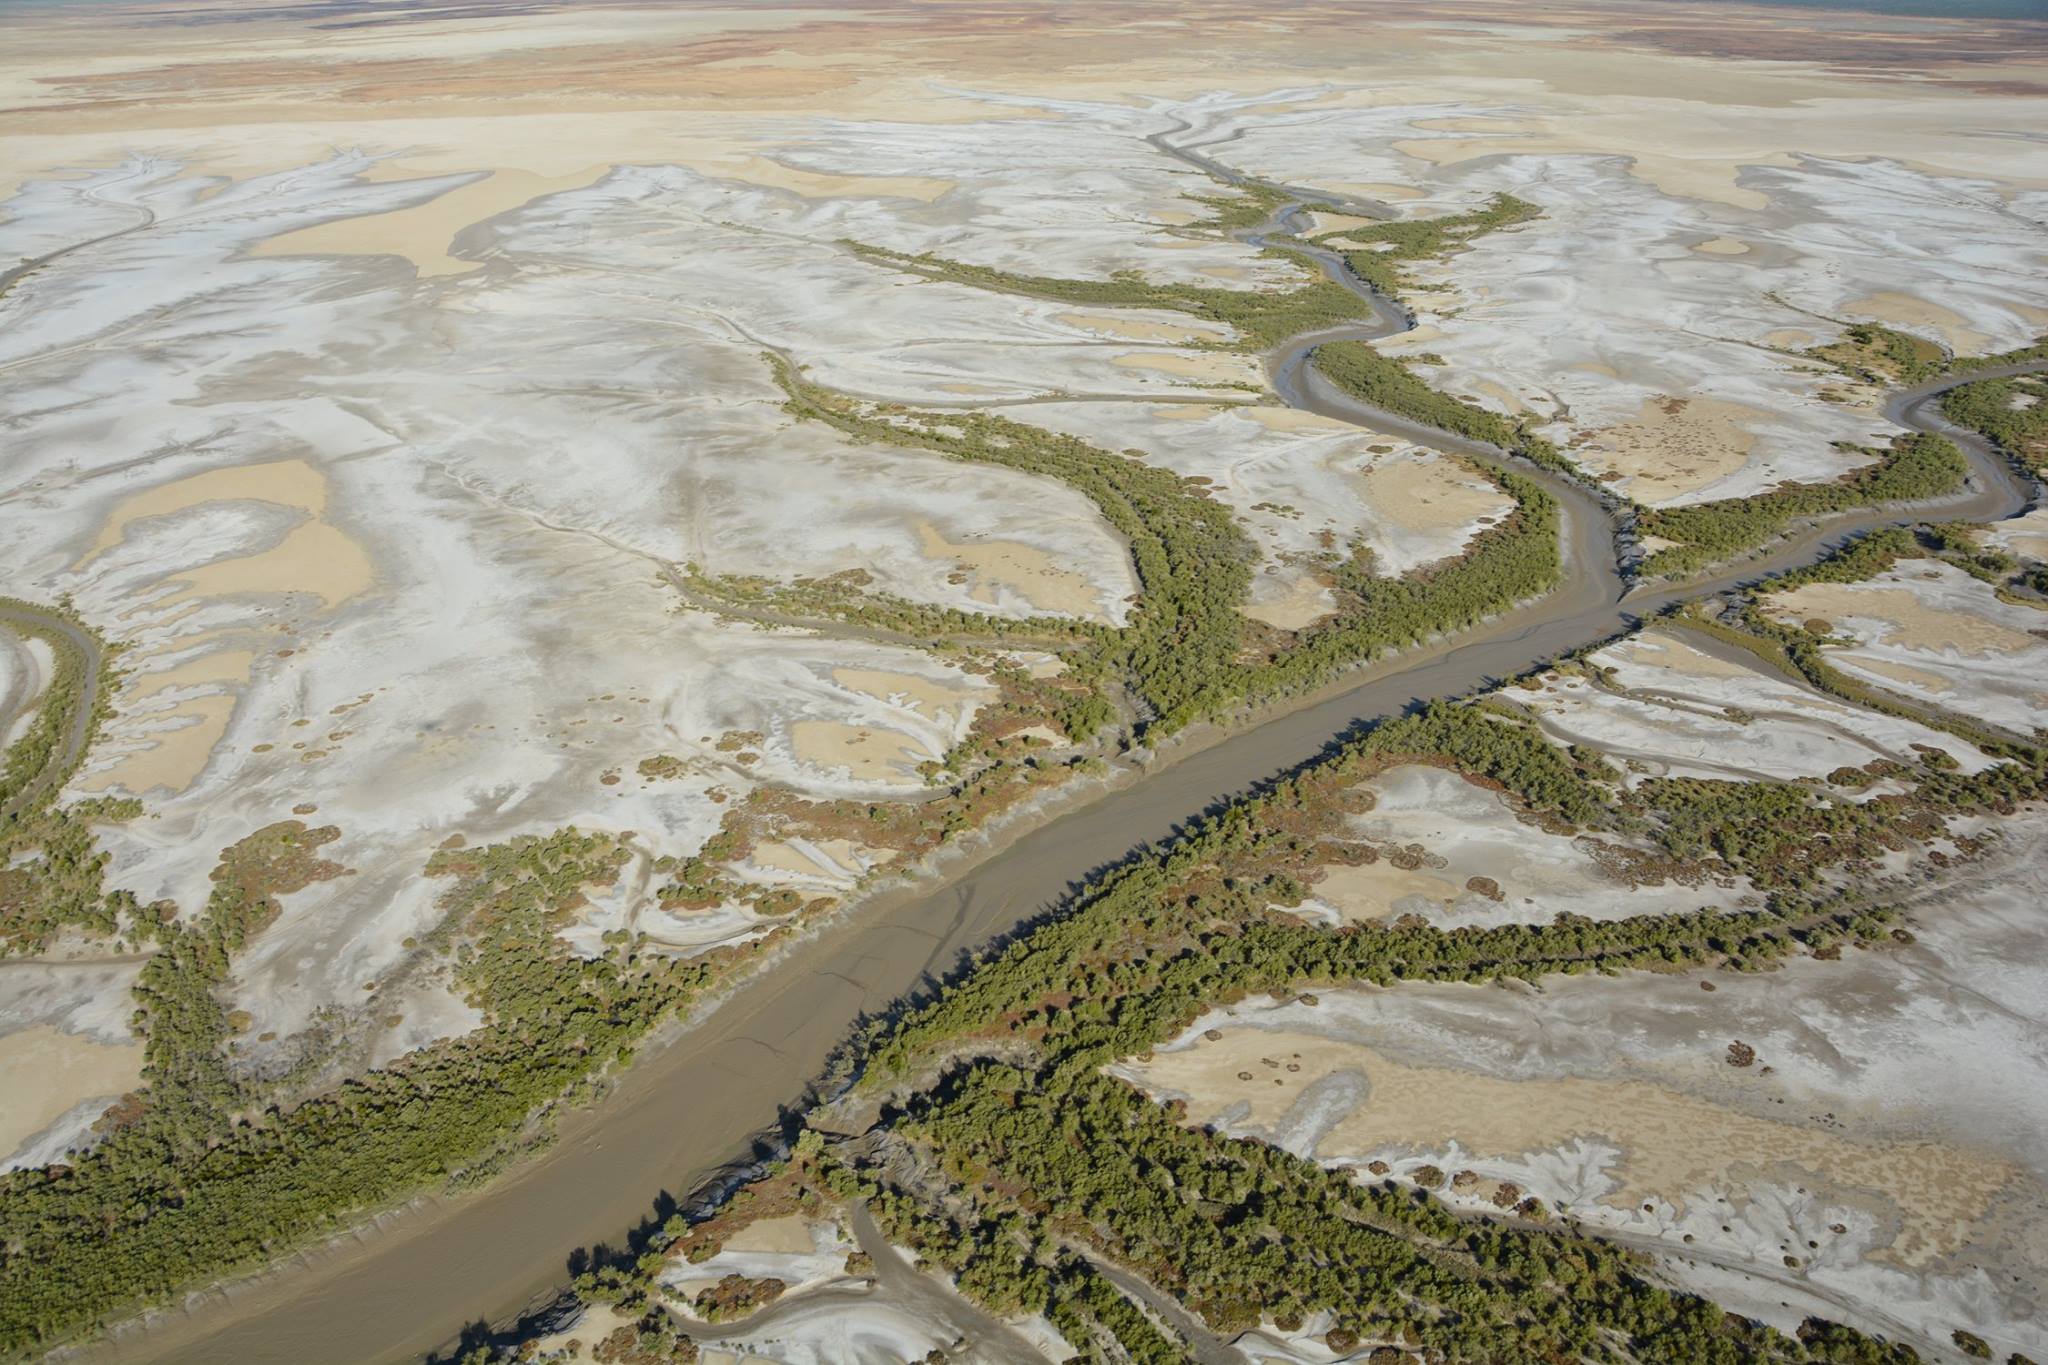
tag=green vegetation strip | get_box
[1942,373,2048,477]
[1309,337,1579,476]
[1636,433,1966,578]
[569,554,2014,1362]
[0,830,728,1354]
[761,358,1561,738]
[0,600,136,956]
[846,191,1533,352]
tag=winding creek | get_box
[75,132,2047,1363]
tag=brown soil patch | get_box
[1059,312,1229,344]
[1243,573,1336,632]
[0,1025,141,1162]
[253,165,609,276]
[1842,292,1986,357]
[1358,453,1508,536]
[1579,395,1768,505]
[790,721,927,783]
[1113,350,1264,386]
[1768,583,2038,656]
[916,520,1111,621]
[1311,860,1461,921]
[830,668,976,721]
[1139,1030,2011,1265]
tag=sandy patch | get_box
[916,520,1110,620]
[1847,657,1957,696]
[528,1303,639,1365]
[78,693,237,796]
[1136,1030,2008,1266]
[167,521,374,610]
[1113,350,1263,386]
[1763,328,1817,350]
[1306,210,1387,235]
[1768,583,2038,657]
[1358,452,1505,537]
[84,458,374,608]
[1626,629,1765,681]
[830,667,975,722]
[1321,182,1424,202]
[745,837,890,883]
[1149,403,1232,422]
[1985,506,2048,563]
[673,152,952,202]
[0,1025,141,1163]
[253,166,609,277]
[1243,572,1336,632]
[1239,405,1355,434]
[1311,860,1461,921]
[790,720,928,783]
[125,648,256,700]
[1691,236,1750,256]
[1842,292,1985,357]
[1058,311,1228,344]
[722,1213,829,1256]
[1471,379,1528,413]
[85,458,328,559]
[1384,323,1443,348]
[1579,395,1767,505]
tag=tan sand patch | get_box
[1580,395,1767,505]
[1849,657,1958,695]
[0,1025,141,1161]
[1152,209,1198,226]
[79,692,236,796]
[1764,328,1817,349]
[168,521,375,610]
[86,458,327,559]
[1311,860,1461,921]
[125,648,255,700]
[1113,351,1262,385]
[790,721,927,783]
[1359,453,1507,536]
[1620,629,1766,682]
[1330,182,1424,202]
[1195,265,1255,283]
[1243,573,1336,632]
[1150,403,1232,422]
[1691,236,1750,255]
[674,152,952,203]
[721,1213,825,1255]
[917,520,1111,621]
[830,667,975,721]
[1842,292,1985,357]
[1140,1032,2008,1265]
[747,840,844,879]
[1638,534,1682,554]
[1307,210,1387,235]
[1574,361,1621,380]
[1472,379,1528,413]
[1239,405,1355,434]
[1058,311,1229,344]
[1381,323,1443,348]
[1410,116,1549,136]
[1767,583,2038,657]
[530,1302,638,1365]
[253,165,608,277]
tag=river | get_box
[79,136,2042,1364]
